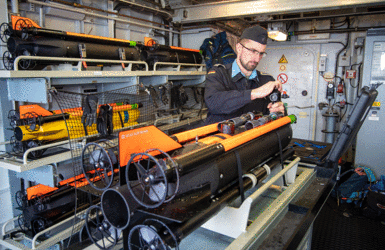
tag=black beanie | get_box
[240,26,268,45]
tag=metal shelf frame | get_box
[1,56,206,103]
[1,208,89,250]
[12,56,150,72]
[0,57,207,172]
[1,55,206,78]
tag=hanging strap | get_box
[235,150,245,202]
[275,130,287,186]
[210,134,227,140]
[118,111,125,128]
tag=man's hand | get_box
[268,102,285,113]
[251,80,282,100]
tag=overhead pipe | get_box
[11,0,19,14]
[27,0,180,34]
[115,0,173,19]
[137,0,163,8]
[182,24,385,39]
[290,26,385,35]
[182,11,385,38]
[48,0,172,25]
[180,24,242,37]
[39,6,44,27]
[251,9,385,24]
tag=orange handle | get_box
[172,123,219,143]
[221,116,292,152]
[111,103,138,111]
[170,46,201,53]
[59,173,85,186]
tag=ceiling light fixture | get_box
[267,22,288,41]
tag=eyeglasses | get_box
[239,43,267,58]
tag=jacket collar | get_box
[231,60,259,81]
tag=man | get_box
[204,25,285,124]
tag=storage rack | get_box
[0,56,207,173]
[0,57,207,249]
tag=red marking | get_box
[277,73,288,84]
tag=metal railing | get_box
[13,56,149,71]
[1,208,89,250]
[153,61,206,71]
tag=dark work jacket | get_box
[204,63,275,125]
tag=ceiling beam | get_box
[173,0,385,23]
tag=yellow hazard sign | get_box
[278,55,288,64]
[373,102,381,107]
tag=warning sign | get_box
[277,73,288,84]
[373,102,381,107]
[278,55,288,64]
[279,65,286,72]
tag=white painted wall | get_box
[259,43,320,141]
[181,29,214,50]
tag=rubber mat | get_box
[312,196,385,250]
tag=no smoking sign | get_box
[277,73,288,84]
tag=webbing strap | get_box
[235,150,245,202]
[275,130,287,186]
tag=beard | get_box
[240,57,258,71]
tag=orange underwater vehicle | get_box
[9,102,141,159]
[78,112,297,249]
[1,16,203,70]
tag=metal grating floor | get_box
[312,196,385,250]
